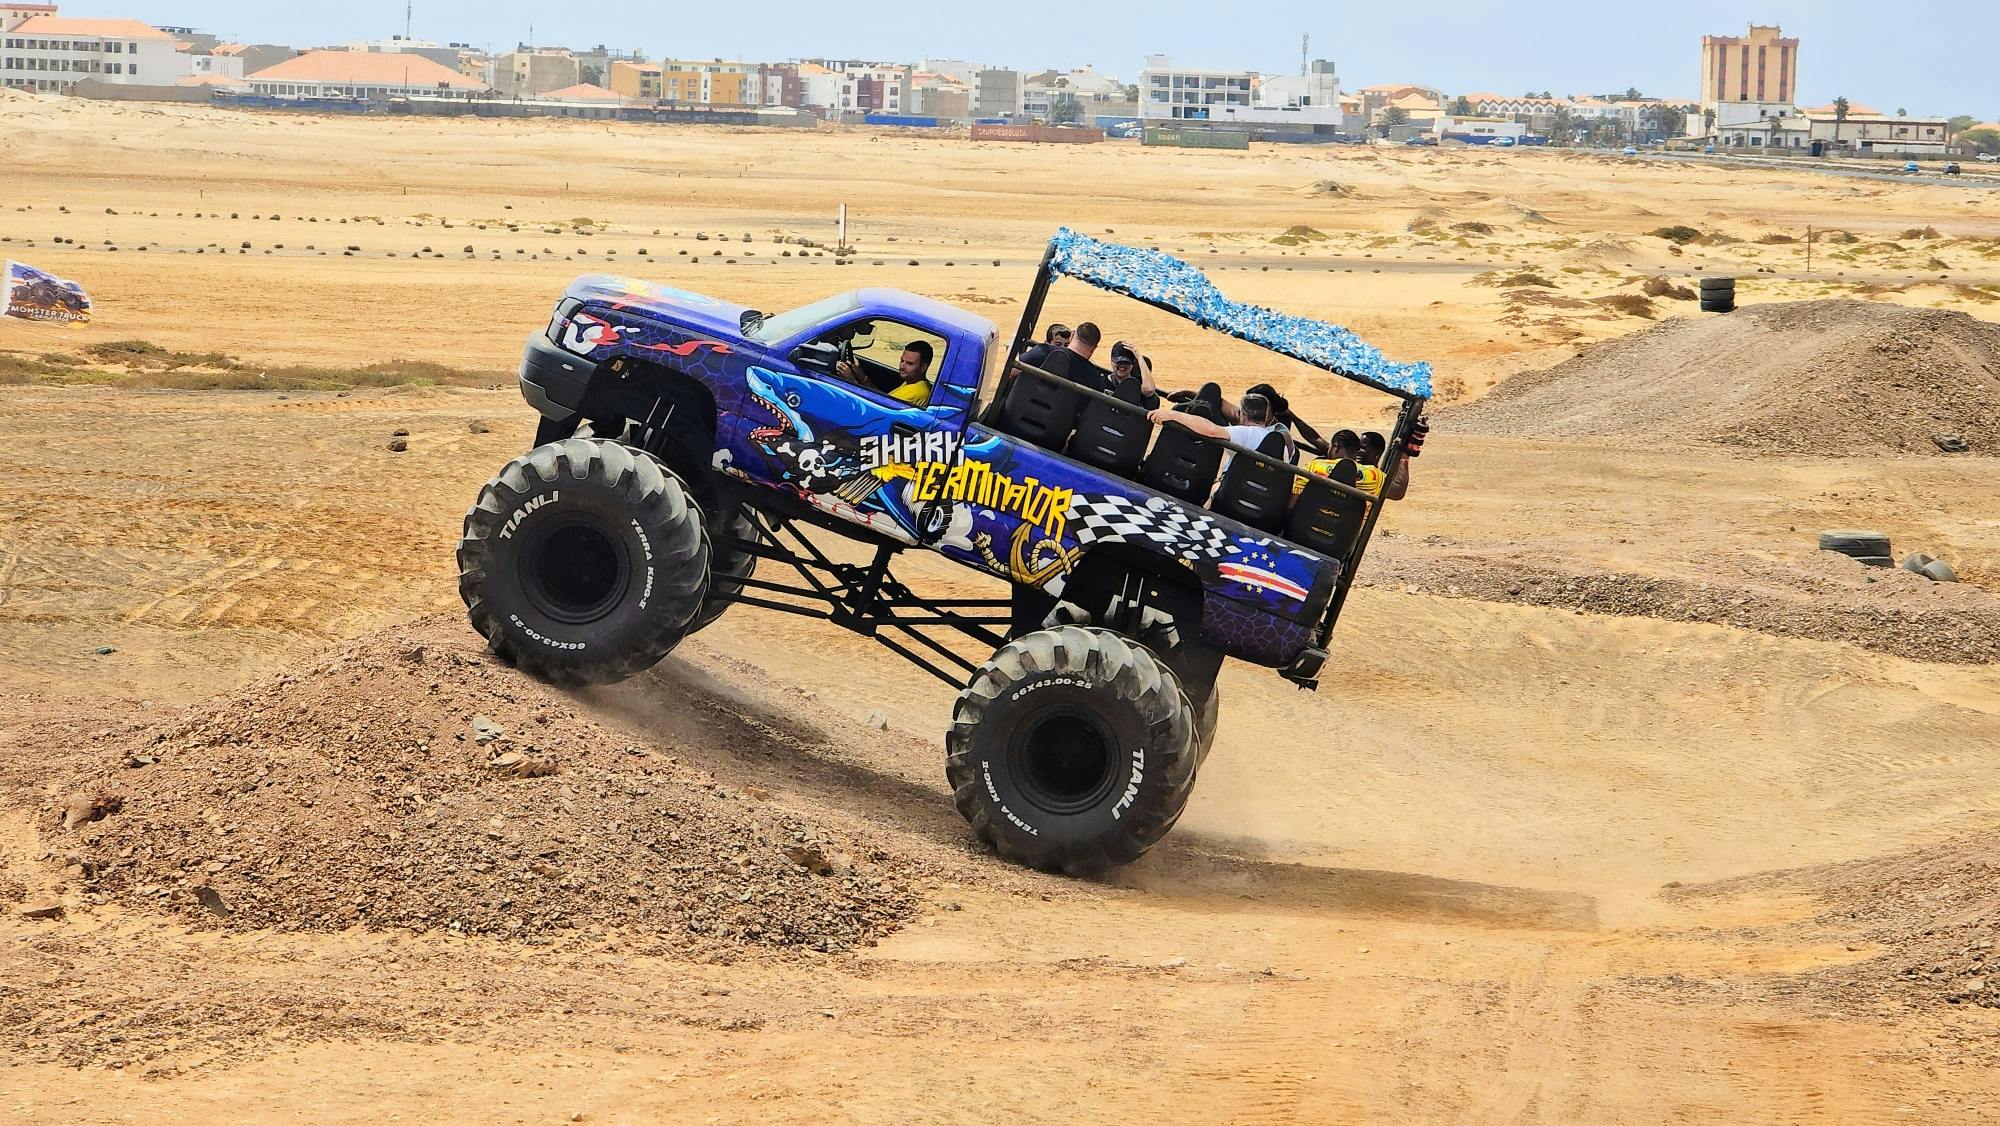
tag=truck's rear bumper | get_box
[519,331,596,422]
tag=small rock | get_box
[864,709,889,731]
[387,438,409,453]
[93,645,116,655]
[467,419,491,434]
[471,714,505,744]
[18,901,64,921]
[486,749,555,779]
[392,428,410,437]
[1160,956,1188,969]
[193,885,232,917]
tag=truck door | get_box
[725,317,975,547]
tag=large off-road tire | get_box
[947,626,1197,875]
[688,504,757,635]
[1191,681,1220,768]
[458,438,708,685]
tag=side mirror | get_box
[792,340,841,376]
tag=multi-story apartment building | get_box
[1700,23,1798,114]
[1139,56,1252,121]
[1,12,177,92]
[494,49,581,98]
[973,67,1022,117]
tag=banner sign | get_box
[3,260,91,325]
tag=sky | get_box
[123,0,1997,116]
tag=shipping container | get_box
[969,124,1105,144]
[1142,126,1251,150]
[863,113,940,128]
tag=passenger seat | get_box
[1288,458,1368,558]
[1065,377,1149,478]
[1208,431,1292,532]
[993,367,1082,451]
[1141,417,1224,503]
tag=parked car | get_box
[1943,162,1961,175]
[1903,161,1921,173]
[1978,153,1999,163]
[1703,144,1716,154]
[1621,146,1639,157]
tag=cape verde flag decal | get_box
[1216,548,1309,602]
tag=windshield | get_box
[745,292,862,345]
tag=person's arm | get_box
[1147,407,1226,439]
[1135,354,1159,400]
[1383,458,1410,501]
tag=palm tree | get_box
[1832,96,1850,148]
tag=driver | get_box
[839,339,934,405]
[884,340,934,405]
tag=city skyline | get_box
[116,0,1996,116]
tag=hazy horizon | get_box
[117,0,1995,115]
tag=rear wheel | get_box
[458,438,708,685]
[947,627,1197,875]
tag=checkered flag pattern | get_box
[1066,494,1238,562]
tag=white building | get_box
[1433,116,1527,143]
[180,43,243,80]
[795,61,839,109]
[1139,55,1252,121]
[917,57,980,83]
[1141,55,1343,130]
[1,12,178,92]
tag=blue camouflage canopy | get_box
[1043,227,1432,399]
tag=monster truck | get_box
[459,228,1432,874]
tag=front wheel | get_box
[946,626,1197,875]
[458,438,708,685]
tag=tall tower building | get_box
[1700,24,1799,111]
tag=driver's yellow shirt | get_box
[889,378,931,406]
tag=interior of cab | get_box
[794,318,948,408]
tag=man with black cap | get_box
[1107,340,1161,408]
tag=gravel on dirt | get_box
[38,616,925,953]
[1447,299,2000,456]
[1364,546,2000,664]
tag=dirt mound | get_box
[38,616,924,952]
[1448,300,2000,455]
[1365,546,2000,664]
[1678,834,2000,1015]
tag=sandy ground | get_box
[4,93,2000,1122]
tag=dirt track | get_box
[4,95,2000,1122]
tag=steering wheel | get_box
[832,337,865,385]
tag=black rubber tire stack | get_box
[458,438,709,685]
[1698,275,1736,313]
[1818,529,1893,569]
[946,626,1198,875]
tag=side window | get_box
[808,318,947,408]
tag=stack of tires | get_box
[1819,529,1893,569]
[1699,275,1736,313]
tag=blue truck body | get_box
[521,276,1342,670]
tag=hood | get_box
[564,274,749,335]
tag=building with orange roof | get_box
[245,49,488,98]
[540,81,619,103]
[3,12,178,91]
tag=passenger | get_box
[885,340,934,405]
[1017,322,1073,371]
[1148,391,1293,460]
[1357,431,1411,501]
[1291,429,1378,499]
[1107,341,1161,408]
[1164,381,1226,421]
[1032,320,1111,393]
